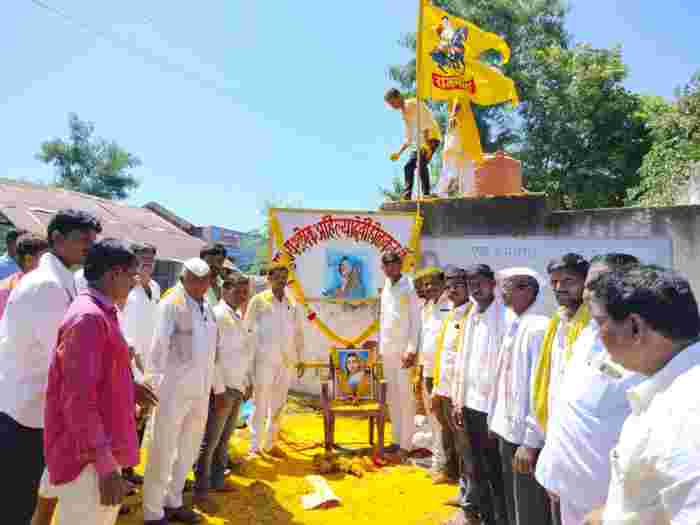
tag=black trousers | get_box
[459,407,508,525]
[404,139,440,198]
[0,412,45,524]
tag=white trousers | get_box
[53,464,120,525]
[250,361,292,452]
[423,378,446,471]
[142,396,209,521]
[384,361,416,450]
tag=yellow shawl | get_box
[432,304,473,389]
[532,304,590,433]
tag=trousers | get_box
[250,362,291,452]
[53,464,120,525]
[384,361,416,450]
[403,139,440,198]
[0,412,44,524]
[143,396,209,521]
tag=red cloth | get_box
[44,289,138,485]
[0,272,23,319]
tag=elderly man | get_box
[43,239,141,525]
[0,233,49,319]
[487,268,550,525]
[530,253,590,525]
[246,263,305,458]
[535,254,642,525]
[450,264,507,525]
[194,274,254,509]
[379,251,420,458]
[416,267,456,483]
[143,258,219,525]
[582,266,700,525]
[0,210,101,524]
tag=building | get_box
[0,180,205,291]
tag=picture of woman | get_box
[336,350,372,399]
[322,254,368,300]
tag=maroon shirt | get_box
[44,288,138,485]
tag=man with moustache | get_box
[0,210,101,524]
[582,266,700,525]
[488,267,551,525]
[451,264,507,525]
[535,254,643,525]
[530,253,590,525]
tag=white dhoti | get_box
[560,498,590,525]
[250,361,292,452]
[142,396,209,521]
[52,464,121,525]
[384,358,416,451]
[438,136,475,197]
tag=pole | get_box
[415,0,425,203]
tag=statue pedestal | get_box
[472,151,523,197]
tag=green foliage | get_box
[245,196,303,273]
[37,113,141,200]
[521,44,652,208]
[629,71,700,206]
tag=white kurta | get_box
[419,294,452,379]
[0,252,77,429]
[488,307,549,448]
[379,275,420,450]
[213,300,254,394]
[603,342,700,525]
[452,299,506,413]
[120,280,161,362]
[434,303,471,398]
[245,289,304,452]
[143,287,219,521]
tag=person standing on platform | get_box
[385,88,442,200]
[0,210,101,525]
[450,264,508,525]
[194,274,254,510]
[535,254,642,525]
[142,258,218,525]
[487,267,551,525]
[43,240,140,525]
[379,250,420,460]
[246,263,305,458]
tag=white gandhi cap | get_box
[183,257,210,278]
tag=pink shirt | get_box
[44,289,138,485]
[0,271,23,319]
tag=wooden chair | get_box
[320,349,388,454]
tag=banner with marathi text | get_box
[270,209,421,303]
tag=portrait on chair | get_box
[332,348,375,401]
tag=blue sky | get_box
[1,0,698,232]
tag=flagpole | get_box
[414,0,425,203]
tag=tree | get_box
[520,44,652,208]
[37,113,141,200]
[628,71,700,206]
[245,196,303,273]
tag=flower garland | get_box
[268,209,422,350]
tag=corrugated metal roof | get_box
[0,181,204,261]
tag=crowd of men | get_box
[1,208,699,525]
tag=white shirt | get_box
[535,322,644,511]
[453,299,506,413]
[0,253,77,428]
[379,275,420,366]
[146,285,219,400]
[488,307,549,447]
[213,300,254,393]
[433,302,471,397]
[419,294,451,378]
[245,289,304,370]
[120,279,161,361]
[402,98,442,145]
[603,342,700,525]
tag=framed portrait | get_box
[321,249,372,302]
[331,348,376,401]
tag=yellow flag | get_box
[418,0,517,104]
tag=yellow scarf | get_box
[432,304,473,389]
[532,304,590,433]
